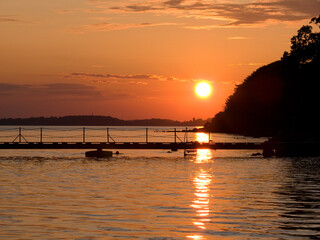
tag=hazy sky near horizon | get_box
[0,0,319,120]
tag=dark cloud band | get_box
[107,0,320,26]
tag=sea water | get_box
[0,127,319,239]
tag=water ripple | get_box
[0,153,320,239]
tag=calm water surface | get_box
[0,128,320,239]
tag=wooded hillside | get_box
[205,16,320,139]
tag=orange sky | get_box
[0,0,319,121]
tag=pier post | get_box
[107,128,110,143]
[83,127,85,143]
[146,128,148,143]
[40,128,43,143]
[174,128,176,143]
[12,127,27,143]
[186,127,188,143]
[209,132,210,143]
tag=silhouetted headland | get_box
[204,16,320,156]
[0,115,207,127]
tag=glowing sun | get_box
[195,82,211,98]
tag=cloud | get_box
[228,62,264,67]
[38,83,101,96]
[91,65,105,68]
[0,82,139,102]
[0,83,102,99]
[164,0,185,6]
[66,72,217,92]
[129,81,148,85]
[56,8,85,15]
[101,0,320,27]
[110,93,136,100]
[69,72,159,80]
[0,16,25,23]
[116,5,160,12]
[67,72,186,82]
[0,83,26,91]
[228,36,250,40]
[220,80,242,85]
[70,22,179,32]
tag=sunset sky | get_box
[0,0,319,121]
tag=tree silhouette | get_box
[206,16,320,138]
[283,15,320,65]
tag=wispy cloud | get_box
[228,36,250,40]
[66,72,189,83]
[228,62,264,67]
[0,83,26,92]
[91,65,105,68]
[70,22,179,32]
[0,82,137,101]
[0,83,101,98]
[0,15,26,23]
[91,0,320,28]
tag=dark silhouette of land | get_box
[0,115,207,127]
[205,16,320,142]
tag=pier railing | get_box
[0,127,200,144]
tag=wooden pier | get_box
[0,141,266,158]
[0,141,264,150]
[0,127,264,150]
[1,127,319,157]
[0,126,268,157]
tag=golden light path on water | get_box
[187,132,213,240]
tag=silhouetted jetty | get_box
[0,141,264,158]
[1,127,319,158]
[1,139,319,158]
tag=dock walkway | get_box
[2,127,318,157]
[0,141,264,150]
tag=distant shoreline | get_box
[0,115,208,127]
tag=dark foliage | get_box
[205,16,320,139]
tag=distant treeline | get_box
[205,16,320,139]
[0,115,207,127]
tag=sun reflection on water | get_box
[191,169,212,230]
[187,235,206,240]
[195,149,212,164]
[187,133,214,240]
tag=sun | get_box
[195,82,211,98]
